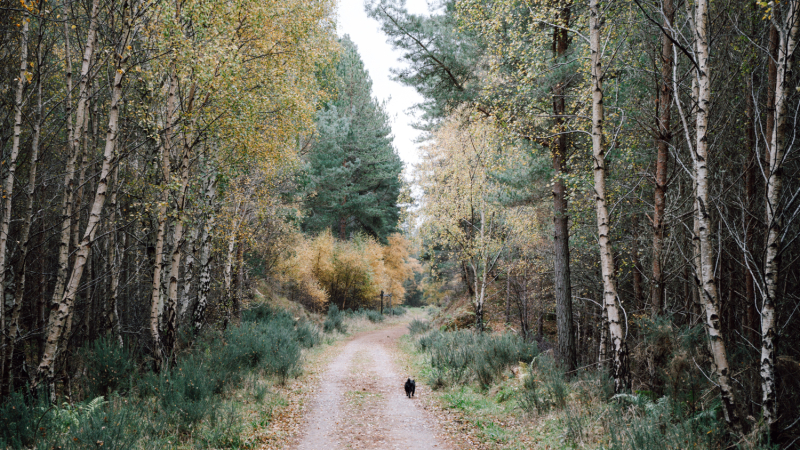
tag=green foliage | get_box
[518,354,568,414]
[302,36,403,242]
[324,304,348,333]
[417,330,537,389]
[295,319,322,348]
[222,320,302,383]
[46,396,143,450]
[388,306,407,316]
[608,394,724,450]
[0,304,311,449]
[408,319,432,335]
[80,335,136,396]
[0,390,48,448]
[350,307,385,322]
[200,402,246,449]
[366,0,482,123]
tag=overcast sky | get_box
[335,0,431,168]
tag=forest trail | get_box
[290,321,449,450]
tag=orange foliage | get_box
[281,231,419,310]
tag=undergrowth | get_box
[0,302,319,449]
[405,326,779,450]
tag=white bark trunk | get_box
[693,0,743,432]
[36,18,134,388]
[2,63,41,392]
[49,0,100,337]
[762,1,800,430]
[149,71,178,371]
[107,166,123,348]
[590,0,629,392]
[192,177,216,333]
[0,15,29,345]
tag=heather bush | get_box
[417,330,537,388]
[324,304,347,333]
[80,335,136,396]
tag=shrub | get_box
[608,394,722,450]
[0,390,48,448]
[388,306,407,316]
[81,335,136,396]
[365,309,384,323]
[408,319,432,335]
[151,355,217,430]
[222,320,301,383]
[518,354,567,414]
[295,319,321,348]
[44,395,143,450]
[417,330,537,388]
[323,304,347,333]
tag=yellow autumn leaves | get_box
[281,231,420,310]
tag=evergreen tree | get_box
[303,37,403,242]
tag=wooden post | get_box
[380,290,384,315]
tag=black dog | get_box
[404,378,416,398]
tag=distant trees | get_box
[302,37,403,242]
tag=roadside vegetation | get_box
[0,303,409,449]
[404,316,776,450]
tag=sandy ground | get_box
[289,322,450,450]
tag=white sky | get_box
[335,0,430,168]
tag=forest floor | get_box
[254,311,463,449]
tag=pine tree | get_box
[303,36,403,242]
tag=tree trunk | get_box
[193,177,216,334]
[632,217,643,307]
[552,8,575,371]
[744,76,757,345]
[651,0,674,317]
[2,61,41,394]
[107,166,123,347]
[235,240,245,321]
[48,0,100,351]
[762,2,799,432]
[149,71,178,372]
[0,14,29,353]
[36,19,133,391]
[692,0,745,432]
[590,0,629,392]
[505,271,511,324]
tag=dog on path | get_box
[404,378,416,398]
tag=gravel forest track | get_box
[290,322,449,450]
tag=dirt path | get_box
[291,322,449,450]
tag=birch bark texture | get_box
[36,2,137,389]
[762,0,800,430]
[691,0,744,432]
[0,15,29,345]
[589,0,629,393]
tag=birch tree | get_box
[589,0,630,392]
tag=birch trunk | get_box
[2,62,41,394]
[224,225,237,323]
[149,72,178,371]
[590,0,629,392]
[193,180,216,333]
[762,1,800,430]
[179,227,198,322]
[163,82,196,357]
[49,0,100,336]
[0,15,29,348]
[692,0,744,432]
[36,19,133,390]
[107,166,123,347]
